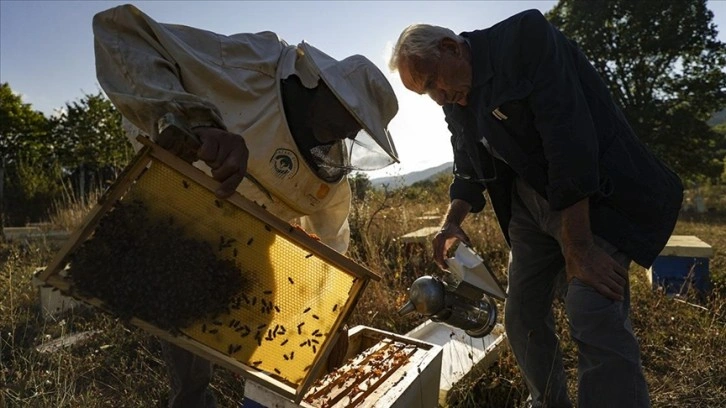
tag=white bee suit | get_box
[94,4,397,254]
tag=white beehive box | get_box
[32,267,82,319]
[244,325,443,408]
[406,321,507,405]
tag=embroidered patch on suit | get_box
[270,148,299,180]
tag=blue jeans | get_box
[504,177,650,407]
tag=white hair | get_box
[389,24,462,72]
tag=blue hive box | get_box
[647,235,714,295]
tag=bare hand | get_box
[194,127,249,199]
[432,223,471,270]
[564,242,627,301]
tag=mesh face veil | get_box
[296,42,399,180]
[307,129,397,181]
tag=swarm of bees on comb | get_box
[68,199,248,331]
[304,339,417,407]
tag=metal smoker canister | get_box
[398,243,505,337]
[398,275,498,337]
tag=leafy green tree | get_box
[0,83,50,165]
[51,92,132,196]
[0,82,52,225]
[350,172,373,201]
[546,0,726,180]
[714,122,726,182]
[0,86,131,225]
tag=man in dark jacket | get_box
[390,10,682,408]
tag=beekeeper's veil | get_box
[295,42,399,180]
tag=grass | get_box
[1,183,724,407]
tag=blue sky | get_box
[2,1,725,178]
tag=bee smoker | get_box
[397,243,506,338]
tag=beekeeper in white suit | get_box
[93,4,399,407]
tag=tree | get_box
[51,92,132,197]
[0,83,50,165]
[350,172,372,201]
[546,0,726,181]
[0,85,132,225]
[0,83,51,225]
[715,122,726,182]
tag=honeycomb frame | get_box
[39,137,380,402]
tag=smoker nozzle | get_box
[397,301,416,316]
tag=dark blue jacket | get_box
[447,9,683,267]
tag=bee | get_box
[247,237,254,245]
[214,200,222,208]
[332,304,338,312]
[312,314,319,320]
[263,290,272,295]
[288,277,294,284]
[281,339,289,346]
[305,253,313,259]
[264,225,272,232]
[303,307,311,314]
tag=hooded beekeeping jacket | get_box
[93,4,389,253]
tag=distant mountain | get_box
[369,107,726,188]
[371,162,453,187]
